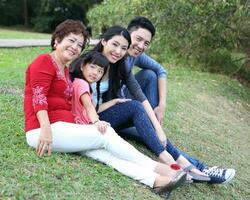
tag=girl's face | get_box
[55,33,84,64]
[101,35,129,63]
[82,63,105,83]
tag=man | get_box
[119,16,235,184]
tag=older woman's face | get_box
[55,33,84,63]
[101,35,129,63]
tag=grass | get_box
[0,27,50,39]
[0,29,250,200]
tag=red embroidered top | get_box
[24,54,75,132]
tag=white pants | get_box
[26,121,158,187]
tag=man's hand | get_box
[154,105,165,125]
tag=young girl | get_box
[69,51,187,196]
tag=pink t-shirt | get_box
[71,78,92,124]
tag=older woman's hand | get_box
[36,126,53,157]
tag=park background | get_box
[0,0,249,199]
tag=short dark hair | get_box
[127,16,155,38]
[51,19,89,51]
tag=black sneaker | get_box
[202,166,236,184]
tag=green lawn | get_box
[0,28,50,39]
[0,33,249,199]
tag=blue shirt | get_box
[125,53,167,78]
[91,79,109,104]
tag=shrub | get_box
[87,0,250,83]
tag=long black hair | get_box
[92,25,131,102]
[69,51,109,111]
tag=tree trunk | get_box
[23,0,28,27]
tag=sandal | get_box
[154,171,187,198]
[184,165,211,183]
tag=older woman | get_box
[24,19,186,196]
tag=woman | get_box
[91,25,209,181]
[24,19,186,196]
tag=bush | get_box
[87,0,250,83]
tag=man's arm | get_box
[153,77,167,124]
[133,53,168,124]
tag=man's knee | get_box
[140,69,157,82]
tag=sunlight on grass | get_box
[0,47,249,200]
[0,28,50,39]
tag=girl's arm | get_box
[81,93,99,123]
[80,93,110,134]
[97,98,131,113]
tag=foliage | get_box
[0,0,24,25]
[0,0,102,32]
[87,0,250,83]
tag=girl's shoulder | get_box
[73,78,89,88]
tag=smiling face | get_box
[101,35,129,63]
[55,33,84,64]
[127,28,152,57]
[82,62,105,83]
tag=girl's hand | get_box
[36,125,53,157]
[114,98,131,104]
[94,120,110,134]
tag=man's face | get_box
[127,28,152,57]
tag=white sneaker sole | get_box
[223,169,236,184]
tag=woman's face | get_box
[55,33,84,64]
[101,35,129,63]
[81,63,105,83]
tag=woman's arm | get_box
[36,110,52,156]
[97,98,131,113]
[29,55,55,156]
[142,100,167,146]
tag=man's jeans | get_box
[120,69,207,171]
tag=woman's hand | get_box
[94,120,110,134]
[36,125,53,157]
[114,98,131,104]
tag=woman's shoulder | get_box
[33,53,51,61]
[29,53,51,66]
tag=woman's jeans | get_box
[119,69,207,171]
[26,121,158,187]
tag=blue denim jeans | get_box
[99,100,205,169]
[99,100,166,156]
[121,69,207,171]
